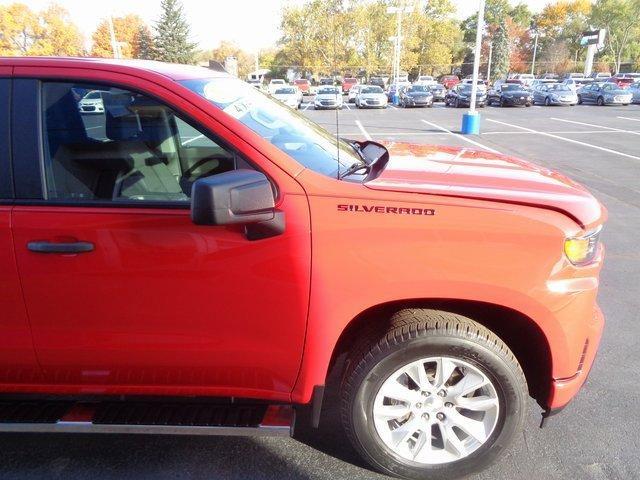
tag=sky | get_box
[1,0,553,52]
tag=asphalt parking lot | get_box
[1,100,639,480]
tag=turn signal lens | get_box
[564,228,602,266]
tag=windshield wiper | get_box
[339,161,371,179]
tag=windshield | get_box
[408,85,428,92]
[294,79,308,85]
[362,86,383,94]
[275,88,296,95]
[318,87,339,94]
[271,80,285,85]
[181,77,362,178]
[549,84,571,91]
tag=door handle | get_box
[27,241,94,254]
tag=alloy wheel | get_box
[372,356,499,465]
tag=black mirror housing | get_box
[191,170,275,226]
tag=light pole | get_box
[487,41,493,83]
[530,25,539,76]
[107,15,122,59]
[387,4,413,105]
[461,0,485,134]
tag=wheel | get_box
[577,94,583,105]
[499,98,506,107]
[544,97,551,106]
[597,96,605,106]
[487,98,492,106]
[341,309,527,480]
[525,103,531,107]
[454,98,459,108]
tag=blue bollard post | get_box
[461,111,481,135]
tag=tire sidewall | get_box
[348,334,526,480]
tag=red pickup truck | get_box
[0,58,605,480]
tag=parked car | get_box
[319,77,334,86]
[532,83,578,106]
[590,72,612,80]
[415,75,434,84]
[564,72,586,79]
[445,83,487,108]
[342,77,358,94]
[577,82,632,105]
[461,78,487,92]
[268,78,286,95]
[439,74,460,89]
[487,83,532,107]
[512,73,535,87]
[355,85,388,108]
[348,84,362,103]
[629,82,640,104]
[78,90,105,114]
[387,82,411,102]
[398,84,433,108]
[293,78,311,95]
[538,73,559,80]
[561,77,593,92]
[314,86,343,109]
[273,86,303,109]
[369,76,386,89]
[531,79,559,90]
[0,57,607,480]
[607,73,638,88]
[425,83,447,102]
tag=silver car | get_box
[629,82,640,104]
[577,82,632,106]
[533,83,578,106]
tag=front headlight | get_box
[564,227,602,266]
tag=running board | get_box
[0,401,293,437]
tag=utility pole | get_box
[530,25,539,76]
[387,3,413,104]
[487,42,493,83]
[461,0,485,134]
[107,15,122,59]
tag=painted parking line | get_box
[487,118,640,161]
[482,129,640,135]
[420,119,501,154]
[302,103,312,111]
[617,116,640,122]
[550,117,640,135]
[355,120,372,140]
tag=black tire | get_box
[499,98,506,107]
[577,94,583,105]
[454,98,459,108]
[597,96,605,106]
[544,97,551,106]
[341,309,528,480]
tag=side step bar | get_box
[0,401,293,437]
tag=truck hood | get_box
[364,143,605,229]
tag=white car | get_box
[348,84,362,103]
[513,73,535,86]
[268,79,286,95]
[78,90,104,114]
[561,77,593,92]
[355,85,388,109]
[314,86,343,110]
[273,86,303,109]
[415,75,434,84]
[461,78,487,93]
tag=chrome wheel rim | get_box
[372,356,500,465]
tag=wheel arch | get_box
[327,299,552,408]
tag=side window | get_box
[41,81,246,203]
[0,79,10,200]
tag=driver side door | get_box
[11,75,311,399]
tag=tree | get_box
[491,23,510,80]
[0,3,83,56]
[536,0,591,63]
[92,14,146,58]
[198,41,254,78]
[590,0,640,73]
[153,0,197,64]
[135,25,155,60]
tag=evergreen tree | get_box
[490,23,510,81]
[136,25,155,60]
[153,0,196,64]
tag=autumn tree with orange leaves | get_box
[91,14,147,59]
